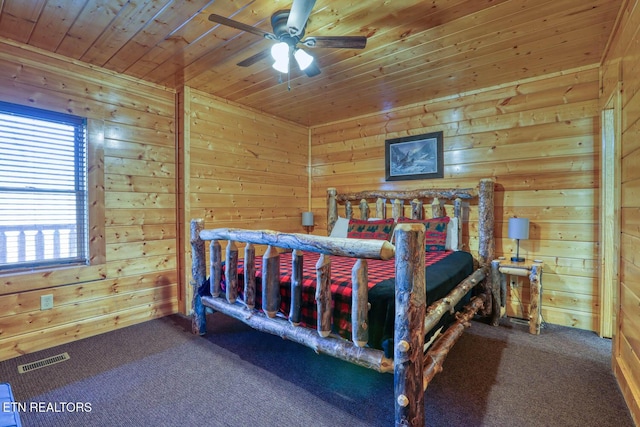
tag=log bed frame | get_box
[190,178,497,427]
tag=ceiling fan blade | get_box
[302,36,367,49]
[237,49,271,67]
[208,14,276,40]
[287,0,316,36]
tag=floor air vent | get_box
[18,352,70,374]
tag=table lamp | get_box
[302,211,314,234]
[508,217,529,262]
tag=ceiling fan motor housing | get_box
[271,10,304,45]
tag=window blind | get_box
[0,101,88,270]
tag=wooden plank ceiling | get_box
[0,0,623,126]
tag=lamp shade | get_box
[271,42,289,62]
[271,42,290,73]
[508,217,530,240]
[302,211,314,227]
[294,49,313,71]
[272,59,289,74]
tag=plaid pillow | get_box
[397,216,450,251]
[347,218,395,241]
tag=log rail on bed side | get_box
[189,178,496,427]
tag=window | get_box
[0,101,88,271]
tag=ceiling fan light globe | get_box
[270,42,290,62]
[272,59,289,74]
[294,49,314,70]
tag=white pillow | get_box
[329,216,349,238]
[445,217,459,250]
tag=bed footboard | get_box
[190,219,488,427]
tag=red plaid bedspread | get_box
[221,250,453,340]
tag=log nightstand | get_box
[491,258,543,335]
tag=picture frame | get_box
[385,131,444,181]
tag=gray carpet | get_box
[0,314,634,427]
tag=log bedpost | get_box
[351,258,369,347]
[477,179,495,267]
[262,245,280,318]
[490,260,502,326]
[454,197,463,250]
[529,264,542,335]
[190,219,206,335]
[210,240,222,297]
[327,187,338,235]
[225,240,238,304]
[244,243,256,309]
[345,201,353,219]
[289,249,303,325]
[393,223,426,427]
[478,179,496,318]
[316,253,332,337]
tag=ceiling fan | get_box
[208,0,367,78]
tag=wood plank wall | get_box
[310,66,601,332]
[0,40,178,362]
[180,88,309,310]
[602,0,640,423]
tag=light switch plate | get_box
[41,294,53,310]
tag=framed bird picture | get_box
[385,131,444,181]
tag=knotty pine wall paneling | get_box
[0,40,178,362]
[311,66,601,332]
[180,88,309,312]
[601,0,640,423]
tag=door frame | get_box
[599,82,622,340]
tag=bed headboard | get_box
[326,178,495,268]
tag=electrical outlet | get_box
[40,294,54,310]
